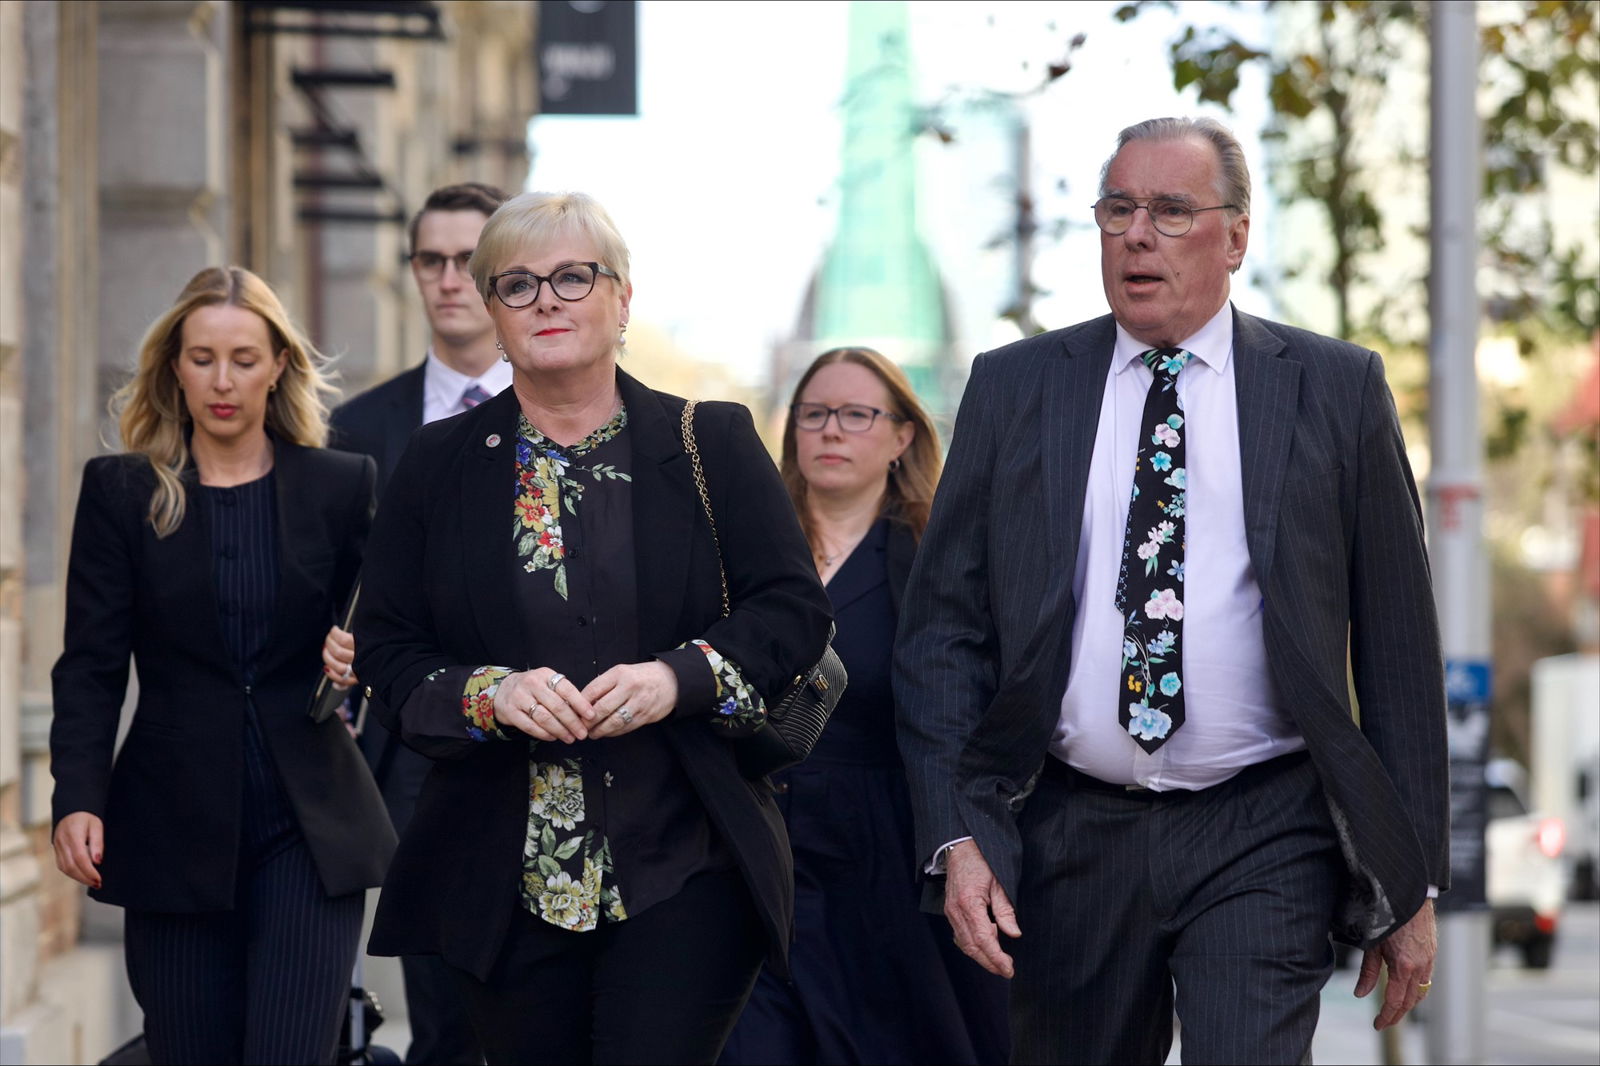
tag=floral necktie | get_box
[1116,348,1190,753]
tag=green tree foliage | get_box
[1114,0,1598,352]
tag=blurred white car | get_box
[1486,758,1567,968]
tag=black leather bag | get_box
[680,401,847,779]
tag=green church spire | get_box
[813,1,950,402]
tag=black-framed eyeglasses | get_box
[409,250,474,278]
[1091,197,1238,238]
[791,403,906,434]
[488,262,619,309]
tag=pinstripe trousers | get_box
[123,714,364,1065]
[1010,751,1341,1066]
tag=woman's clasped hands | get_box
[491,662,679,743]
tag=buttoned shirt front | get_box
[1051,302,1306,789]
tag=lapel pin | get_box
[485,433,502,448]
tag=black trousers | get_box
[455,868,766,1065]
[1010,752,1342,1066]
[123,719,364,1065]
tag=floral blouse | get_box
[452,406,766,932]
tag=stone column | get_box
[0,3,42,1056]
[96,0,231,396]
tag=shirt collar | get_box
[1112,302,1235,376]
[424,347,513,401]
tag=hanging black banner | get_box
[537,1,638,115]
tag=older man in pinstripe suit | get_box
[894,117,1447,1064]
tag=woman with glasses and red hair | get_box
[351,191,832,1064]
[719,348,1010,1066]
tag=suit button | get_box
[773,781,790,794]
[364,686,374,699]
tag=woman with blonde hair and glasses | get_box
[49,265,395,1064]
[720,348,1009,1065]
[352,191,831,1064]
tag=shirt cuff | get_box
[925,836,975,876]
[1426,885,1440,899]
[461,665,513,741]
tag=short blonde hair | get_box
[110,265,337,537]
[471,191,632,301]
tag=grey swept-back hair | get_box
[1098,116,1251,218]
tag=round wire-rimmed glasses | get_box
[1091,197,1238,237]
[489,262,620,308]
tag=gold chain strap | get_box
[681,400,731,617]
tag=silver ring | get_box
[616,705,634,725]
[342,667,353,680]
[547,672,566,691]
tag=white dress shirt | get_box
[421,348,513,426]
[1051,303,1305,789]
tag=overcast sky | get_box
[527,0,1271,385]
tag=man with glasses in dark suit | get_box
[895,117,1447,1065]
[330,180,509,1065]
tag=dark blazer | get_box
[894,308,1449,949]
[49,443,397,912]
[329,361,426,491]
[885,517,917,617]
[328,360,435,826]
[352,370,833,980]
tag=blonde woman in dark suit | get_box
[50,266,396,1064]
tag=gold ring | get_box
[1418,981,1432,992]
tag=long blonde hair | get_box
[780,347,943,545]
[110,266,336,537]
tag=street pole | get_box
[1426,3,1490,1064]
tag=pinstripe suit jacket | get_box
[894,307,1448,948]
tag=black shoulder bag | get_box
[680,400,847,779]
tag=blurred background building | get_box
[0,2,535,1059]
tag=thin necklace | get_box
[815,526,870,568]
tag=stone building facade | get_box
[0,3,535,1060]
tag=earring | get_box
[496,340,508,363]
[888,457,902,473]
[269,381,278,393]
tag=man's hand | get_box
[1354,898,1436,1030]
[944,839,1021,979]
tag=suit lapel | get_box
[1037,317,1115,633]
[460,389,531,664]
[623,371,698,657]
[1231,309,1298,587]
[824,520,887,613]
[388,363,427,471]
